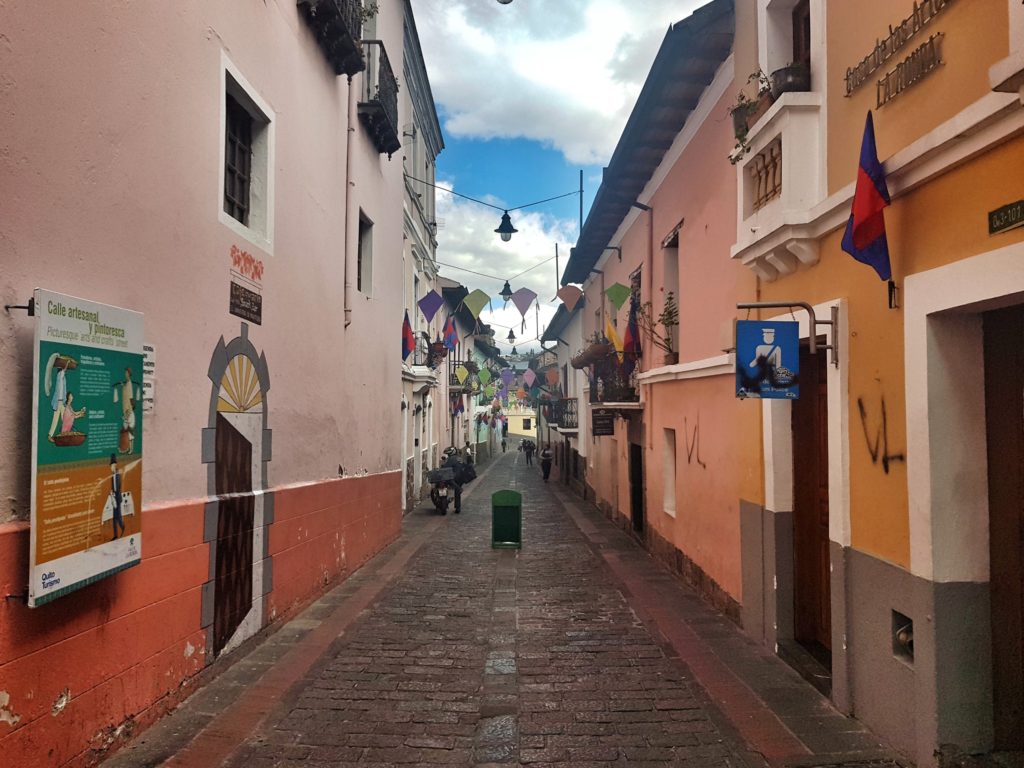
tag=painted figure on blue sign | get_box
[738,325,796,395]
[109,453,125,541]
[749,327,782,376]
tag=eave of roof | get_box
[540,302,581,343]
[562,0,734,286]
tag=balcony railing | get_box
[589,369,640,404]
[296,0,366,78]
[551,398,579,430]
[359,40,401,158]
[749,137,782,212]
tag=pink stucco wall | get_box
[583,79,750,603]
[0,1,410,764]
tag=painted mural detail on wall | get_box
[201,324,273,659]
[685,414,707,469]
[857,395,905,474]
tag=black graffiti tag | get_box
[857,396,905,474]
[684,414,707,470]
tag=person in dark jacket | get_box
[540,445,553,481]
[523,440,535,465]
[442,451,465,513]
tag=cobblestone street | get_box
[105,443,903,768]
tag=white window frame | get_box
[663,428,678,517]
[219,52,275,254]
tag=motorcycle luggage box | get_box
[427,467,455,483]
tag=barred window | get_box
[224,94,253,225]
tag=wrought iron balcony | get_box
[551,398,579,430]
[589,370,640,404]
[296,0,366,78]
[359,40,401,158]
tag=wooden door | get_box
[630,442,645,533]
[792,344,831,654]
[983,305,1024,749]
[214,413,254,656]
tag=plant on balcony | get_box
[636,291,679,364]
[728,70,774,164]
[771,61,811,97]
[359,1,379,26]
[570,331,614,369]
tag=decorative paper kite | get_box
[500,368,514,386]
[545,368,559,386]
[517,387,527,399]
[455,365,469,385]
[484,385,494,398]
[557,285,583,312]
[605,282,631,310]
[523,368,536,387]
[417,290,444,324]
[478,367,492,386]
[463,289,490,319]
[510,287,537,325]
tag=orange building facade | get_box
[563,0,1024,763]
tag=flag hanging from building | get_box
[621,296,642,376]
[841,111,892,281]
[451,394,464,416]
[401,310,415,361]
[605,317,624,362]
[442,315,459,350]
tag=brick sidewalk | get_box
[104,444,906,768]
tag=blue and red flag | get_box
[442,315,459,351]
[841,111,892,281]
[621,295,642,376]
[451,394,464,416]
[401,310,415,361]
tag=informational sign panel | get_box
[30,289,144,607]
[592,408,615,436]
[142,343,156,413]
[735,320,800,400]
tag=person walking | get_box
[523,440,535,465]
[442,450,466,513]
[540,444,553,482]
[501,437,507,453]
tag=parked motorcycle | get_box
[427,464,457,515]
[429,477,453,514]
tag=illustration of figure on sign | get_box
[44,353,78,443]
[104,453,129,540]
[113,368,140,453]
[57,392,87,443]
[735,321,799,399]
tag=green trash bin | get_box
[491,490,522,549]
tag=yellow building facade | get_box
[732,0,1024,763]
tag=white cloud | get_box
[414,0,708,165]
[434,186,569,351]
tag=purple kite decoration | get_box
[510,287,537,319]
[417,290,444,324]
[500,368,515,386]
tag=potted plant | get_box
[771,61,811,97]
[636,292,679,365]
[571,331,613,369]
[728,70,773,164]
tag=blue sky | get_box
[414,0,706,351]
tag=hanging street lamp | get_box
[499,280,514,302]
[506,328,516,344]
[495,211,518,242]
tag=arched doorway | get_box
[201,324,272,658]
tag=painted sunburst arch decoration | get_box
[217,354,263,414]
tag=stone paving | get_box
[103,441,907,768]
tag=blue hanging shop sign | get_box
[735,320,799,399]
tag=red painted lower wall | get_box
[0,471,401,768]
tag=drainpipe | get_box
[343,77,357,327]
